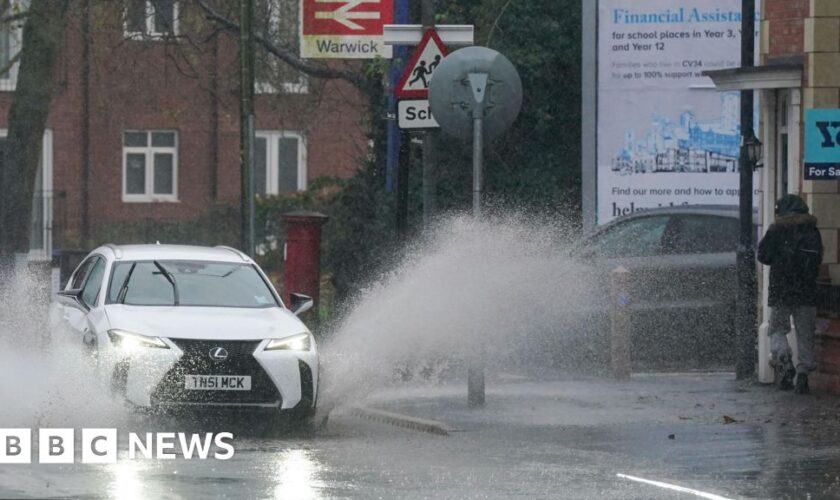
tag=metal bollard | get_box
[610,266,632,379]
[467,363,485,407]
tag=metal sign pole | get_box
[468,109,485,407]
[468,72,487,407]
[472,113,483,218]
[428,48,522,410]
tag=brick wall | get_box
[762,0,809,57]
[0,1,368,249]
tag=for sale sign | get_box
[804,109,840,180]
[301,0,393,59]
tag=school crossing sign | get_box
[301,0,393,59]
[396,29,448,99]
[805,109,840,180]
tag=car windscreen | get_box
[106,260,279,308]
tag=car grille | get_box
[151,339,282,407]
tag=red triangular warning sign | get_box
[396,29,448,99]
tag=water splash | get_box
[320,213,598,409]
[0,264,130,428]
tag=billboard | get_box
[301,0,393,59]
[596,0,759,224]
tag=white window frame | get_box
[122,130,179,203]
[254,1,307,95]
[123,0,180,40]
[255,74,309,95]
[0,1,25,92]
[255,131,307,194]
[0,128,53,260]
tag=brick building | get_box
[2,0,368,260]
[707,0,840,389]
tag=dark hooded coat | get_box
[757,195,823,307]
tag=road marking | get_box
[616,474,735,500]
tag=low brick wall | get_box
[810,319,840,392]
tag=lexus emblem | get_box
[209,347,229,361]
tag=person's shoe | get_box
[794,374,810,395]
[775,355,796,390]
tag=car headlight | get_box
[107,329,169,351]
[265,333,312,351]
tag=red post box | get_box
[282,211,329,323]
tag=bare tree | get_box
[193,0,374,91]
[0,0,69,264]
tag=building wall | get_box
[0,1,368,250]
[761,0,840,285]
[762,0,840,390]
[762,0,809,58]
[802,0,840,285]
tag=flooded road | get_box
[4,373,840,499]
[0,415,734,499]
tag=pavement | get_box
[350,371,840,499]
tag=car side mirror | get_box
[289,293,314,316]
[57,288,87,308]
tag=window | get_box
[107,261,279,308]
[124,0,178,39]
[70,257,96,290]
[590,215,670,258]
[254,0,307,94]
[81,257,106,307]
[122,130,178,202]
[667,216,739,255]
[0,129,53,260]
[255,131,306,194]
[0,1,25,91]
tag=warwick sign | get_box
[301,0,394,59]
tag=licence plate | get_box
[184,375,252,391]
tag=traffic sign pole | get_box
[385,0,409,193]
[468,71,488,407]
[472,113,483,216]
[468,87,486,408]
[421,0,437,228]
[428,47,523,410]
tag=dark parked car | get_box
[570,205,753,370]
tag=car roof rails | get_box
[215,245,250,262]
[104,243,123,260]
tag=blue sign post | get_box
[805,109,840,180]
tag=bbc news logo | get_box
[0,429,235,463]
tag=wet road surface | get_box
[0,414,737,499]
[3,373,840,499]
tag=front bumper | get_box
[118,338,318,410]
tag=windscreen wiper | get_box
[153,260,180,306]
[117,262,137,304]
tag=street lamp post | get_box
[735,0,757,380]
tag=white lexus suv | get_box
[51,244,318,418]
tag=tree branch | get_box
[0,51,20,79]
[0,10,27,24]
[486,0,513,47]
[193,0,371,90]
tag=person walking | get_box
[758,194,823,394]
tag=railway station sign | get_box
[301,0,393,59]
